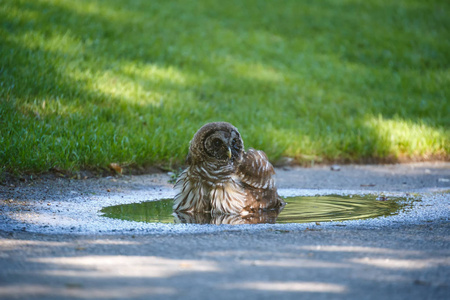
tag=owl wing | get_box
[237,148,276,190]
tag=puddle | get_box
[100,194,414,225]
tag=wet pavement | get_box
[0,162,449,299]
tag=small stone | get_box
[330,165,341,171]
[413,279,430,286]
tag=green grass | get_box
[1,0,449,175]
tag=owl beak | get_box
[226,147,232,159]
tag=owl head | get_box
[187,122,244,165]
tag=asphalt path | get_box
[0,162,449,299]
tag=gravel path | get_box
[1,162,449,299]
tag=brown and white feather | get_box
[173,122,284,215]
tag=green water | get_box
[100,195,413,225]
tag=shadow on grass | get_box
[0,0,448,172]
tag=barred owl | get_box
[173,122,285,216]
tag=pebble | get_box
[330,165,341,171]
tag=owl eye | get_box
[212,138,222,147]
[231,139,239,148]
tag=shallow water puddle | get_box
[100,195,414,225]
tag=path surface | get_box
[1,162,449,299]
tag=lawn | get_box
[1,0,449,175]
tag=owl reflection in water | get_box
[173,122,285,219]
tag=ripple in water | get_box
[100,195,415,225]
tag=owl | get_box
[173,122,285,216]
